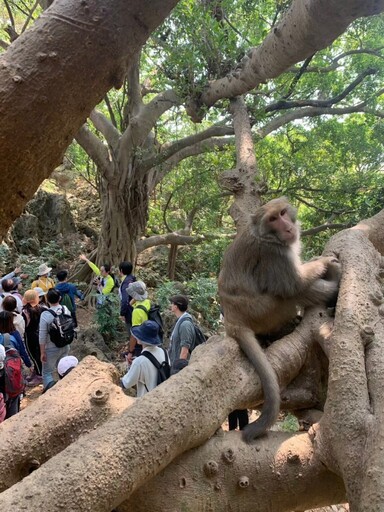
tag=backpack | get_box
[178,316,207,352]
[141,348,170,388]
[59,292,74,313]
[46,307,75,348]
[136,304,164,341]
[2,333,24,398]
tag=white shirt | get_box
[121,345,167,397]
[0,292,23,313]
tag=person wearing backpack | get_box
[55,270,84,328]
[118,261,136,334]
[126,281,151,363]
[168,295,197,366]
[0,311,32,417]
[39,289,72,390]
[121,320,169,397]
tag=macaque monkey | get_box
[218,197,340,442]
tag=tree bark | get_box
[0,356,134,492]
[118,430,346,512]
[0,0,179,239]
[0,308,327,511]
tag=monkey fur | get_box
[218,197,340,442]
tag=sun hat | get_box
[0,344,5,370]
[57,356,79,378]
[22,289,39,307]
[34,287,46,298]
[127,280,148,301]
[38,263,52,276]
[131,320,161,345]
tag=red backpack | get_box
[2,334,24,398]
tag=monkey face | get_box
[268,208,298,244]
[252,198,298,245]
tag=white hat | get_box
[57,356,79,377]
[127,280,148,301]
[38,263,52,276]
[0,344,5,370]
[34,287,46,297]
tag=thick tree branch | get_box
[0,309,327,510]
[119,430,345,512]
[188,0,384,119]
[75,125,114,181]
[119,89,181,155]
[0,0,179,238]
[149,137,234,187]
[136,230,234,253]
[89,110,121,150]
[141,124,234,171]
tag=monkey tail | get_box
[236,328,280,443]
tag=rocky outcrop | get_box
[11,190,76,253]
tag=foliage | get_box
[155,277,220,331]
[280,412,300,433]
[93,293,124,346]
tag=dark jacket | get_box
[119,274,136,322]
[55,282,84,312]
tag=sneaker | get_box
[26,375,43,387]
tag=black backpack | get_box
[141,348,170,388]
[178,316,207,352]
[136,304,164,341]
[46,308,75,348]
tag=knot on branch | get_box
[221,448,235,464]
[238,476,250,488]
[203,460,219,477]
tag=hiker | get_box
[55,270,84,328]
[31,263,55,293]
[168,295,195,365]
[0,278,23,313]
[126,281,151,364]
[34,287,48,305]
[118,261,136,334]
[79,254,115,305]
[39,289,71,390]
[121,320,168,397]
[57,355,79,379]
[0,311,32,417]
[22,289,46,387]
[2,295,25,338]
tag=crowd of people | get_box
[0,256,248,432]
[0,263,83,421]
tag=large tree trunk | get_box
[0,0,179,240]
[97,170,148,265]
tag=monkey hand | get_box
[322,258,341,284]
[315,256,339,278]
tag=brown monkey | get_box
[218,197,340,442]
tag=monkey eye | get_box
[280,208,287,215]
[269,215,277,222]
